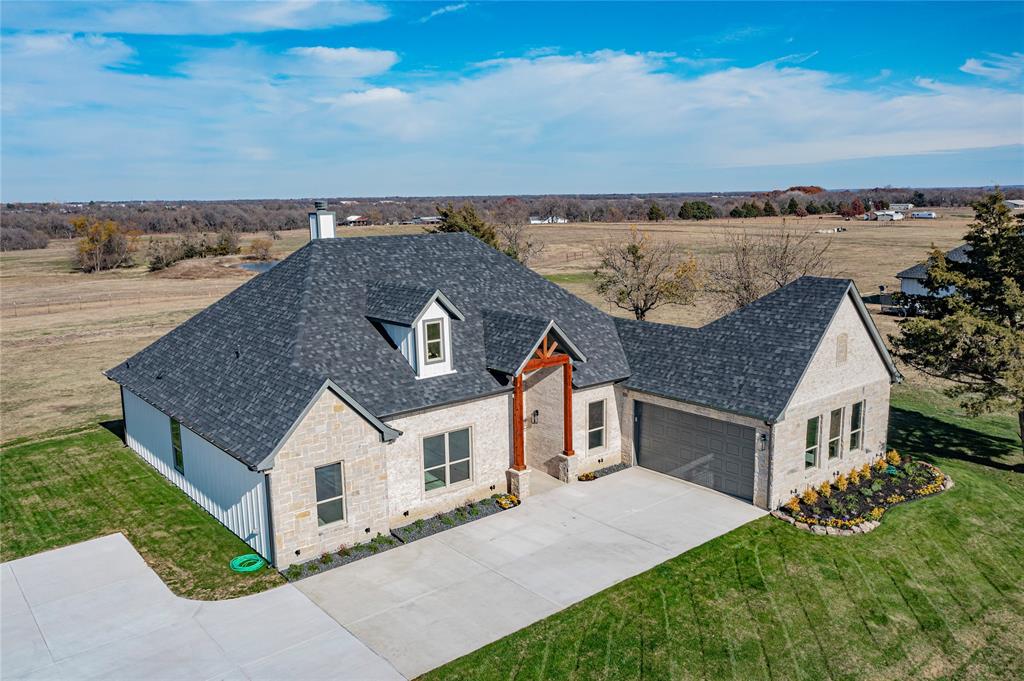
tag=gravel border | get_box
[392,495,511,543]
[579,462,630,481]
[281,532,403,582]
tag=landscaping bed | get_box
[281,494,520,582]
[392,494,518,543]
[577,462,629,481]
[775,450,951,535]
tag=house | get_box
[1004,199,1024,212]
[106,232,900,567]
[910,211,937,219]
[529,216,569,224]
[345,215,371,226]
[889,203,914,212]
[874,210,905,221]
[896,243,971,297]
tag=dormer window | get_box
[365,281,464,380]
[424,319,445,364]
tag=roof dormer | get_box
[365,281,464,379]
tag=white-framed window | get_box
[423,427,471,491]
[849,401,865,451]
[587,399,606,450]
[424,319,445,364]
[315,462,345,526]
[170,418,184,474]
[828,407,843,459]
[805,416,820,469]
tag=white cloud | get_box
[674,56,730,69]
[286,46,399,76]
[960,52,1024,82]
[0,0,389,35]
[322,87,409,106]
[417,3,468,24]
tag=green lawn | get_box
[0,421,283,599]
[424,390,1024,680]
[544,272,597,285]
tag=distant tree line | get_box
[0,186,1013,247]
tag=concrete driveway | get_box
[297,467,765,678]
[1,534,402,681]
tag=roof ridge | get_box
[288,241,319,370]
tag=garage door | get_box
[634,401,755,501]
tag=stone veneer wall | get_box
[523,366,563,477]
[768,295,892,509]
[268,390,389,568]
[383,392,512,525]
[618,389,771,508]
[572,382,623,475]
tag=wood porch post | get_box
[512,373,526,470]
[562,359,575,457]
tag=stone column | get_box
[507,467,530,498]
[556,452,578,483]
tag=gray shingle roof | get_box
[616,277,899,423]
[365,281,437,325]
[107,233,630,469]
[481,310,587,375]
[897,244,972,280]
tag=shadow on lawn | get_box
[100,419,126,444]
[890,407,1023,473]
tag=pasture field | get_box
[0,213,971,441]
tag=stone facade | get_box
[767,295,892,508]
[268,390,389,568]
[383,393,512,524]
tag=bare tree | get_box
[593,227,701,320]
[491,199,542,265]
[708,227,835,311]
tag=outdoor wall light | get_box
[531,409,539,425]
[758,433,768,451]
[364,527,370,533]
[489,484,496,491]
[403,510,409,516]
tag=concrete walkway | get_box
[1,534,402,681]
[297,467,766,678]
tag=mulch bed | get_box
[775,454,951,536]
[578,462,630,481]
[281,494,519,582]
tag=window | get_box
[804,416,820,469]
[849,401,865,451]
[828,408,843,459]
[424,319,444,364]
[423,427,471,491]
[587,400,606,450]
[836,333,849,365]
[315,463,345,526]
[170,418,184,474]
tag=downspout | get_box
[118,386,127,445]
[765,423,775,510]
[263,473,276,567]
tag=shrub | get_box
[819,480,832,498]
[849,468,861,485]
[860,464,872,480]
[785,496,801,513]
[440,514,455,526]
[869,507,885,521]
[284,564,303,580]
[801,487,819,505]
[0,227,49,251]
[874,458,888,472]
[336,544,350,557]
[248,238,273,261]
[886,449,902,466]
[319,552,332,565]
[413,519,425,530]
[73,217,139,272]
[835,473,849,491]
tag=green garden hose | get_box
[229,554,267,573]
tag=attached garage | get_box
[634,400,756,501]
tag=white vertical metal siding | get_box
[382,321,417,371]
[122,388,272,560]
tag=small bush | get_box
[337,544,350,557]
[319,552,332,565]
[248,238,273,261]
[284,564,302,580]
[886,449,902,466]
[785,496,801,513]
[849,468,861,485]
[801,487,819,505]
[869,507,885,521]
[819,480,832,498]
[835,473,849,491]
[413,519,425,530]
[0,227,49,251]
[874,458,888,472]
[860,464,872,480]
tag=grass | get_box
[423,390,1024,680]
[0,421,284,600]
[544,272,597,285]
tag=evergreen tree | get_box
[430,202,499,248]
[647,202,666,222]
[763,200,777,217]
[786,197,800,215]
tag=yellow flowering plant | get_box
[886,449,902,466]
[835,473,849,491]
[801,487,819,505]
[819,480,832,498]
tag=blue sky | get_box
[2,1,1022,201]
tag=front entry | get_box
[634,401,755,501]
[523,365,566,479]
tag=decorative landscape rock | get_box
[774,450,950,535]
[577,462,629,482]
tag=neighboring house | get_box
[107,232,899,567]
[910,211,937,219]
[529,216,569,224]
[1004,199,1024,212]
[896,243,971,297]
[889,203,914,212]
[874,210,905,221]
[345,215,371,226]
